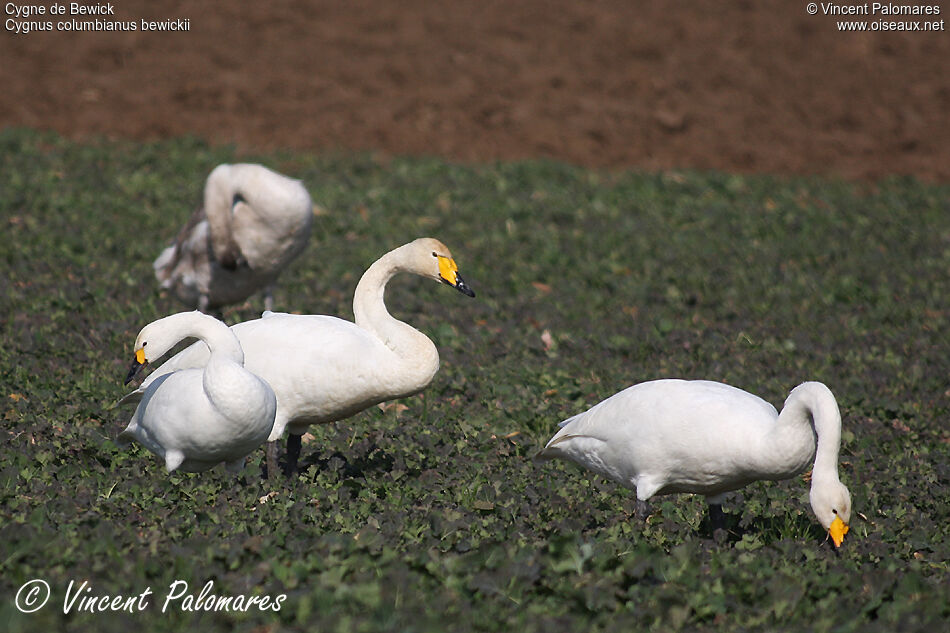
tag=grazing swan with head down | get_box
[122,237,475,477]
[118,311,277,474]
[153,163,313,312]
[536,380,852,547]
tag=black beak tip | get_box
[455,274,476,298]
[124,361,145,385]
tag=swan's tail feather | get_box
[531,411,590,462]
[153,205,206,284]
[153,245,176,286]
[116,389,144,407]
[266,420,287,443]
[557,412,585,428]
[164,449,186,473]
[116,423,137,447]
[533,433,597,463]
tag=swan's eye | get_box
[431,251,438,257]
[832,509,838,515]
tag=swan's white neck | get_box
[352,244,439,369]
[776,382,842,484]
[157,312,256,422]
[188,314,245,368]
[148,311,244,367]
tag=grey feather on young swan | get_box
[153,163,314,312]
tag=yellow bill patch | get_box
[829,516,849,547]
[135,348,146,364]
[437,256,459,285]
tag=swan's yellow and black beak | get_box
[828,516,849,548]
[438,256,476,298]
[124,347,147,385]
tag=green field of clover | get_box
[1,129,948,632]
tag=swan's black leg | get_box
[265,440,279,480]
[262,284,275,313]
[284,433,303,477]
[634,499,651,521]
[708,503,726,532]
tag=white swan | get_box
[153,163,313,312]
[118,311,277,474]
[536,380,852,547]
[122,237,475,476]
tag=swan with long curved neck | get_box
[118,311,277,473]
[153,163,313,312]
[121,238,475,477]
[536,380,852,547]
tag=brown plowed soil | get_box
[2,0,948,180]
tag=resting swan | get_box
[153,163,313,312]
[122,237,475,477]
[118,311,277,473]
[536,380,852,547]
